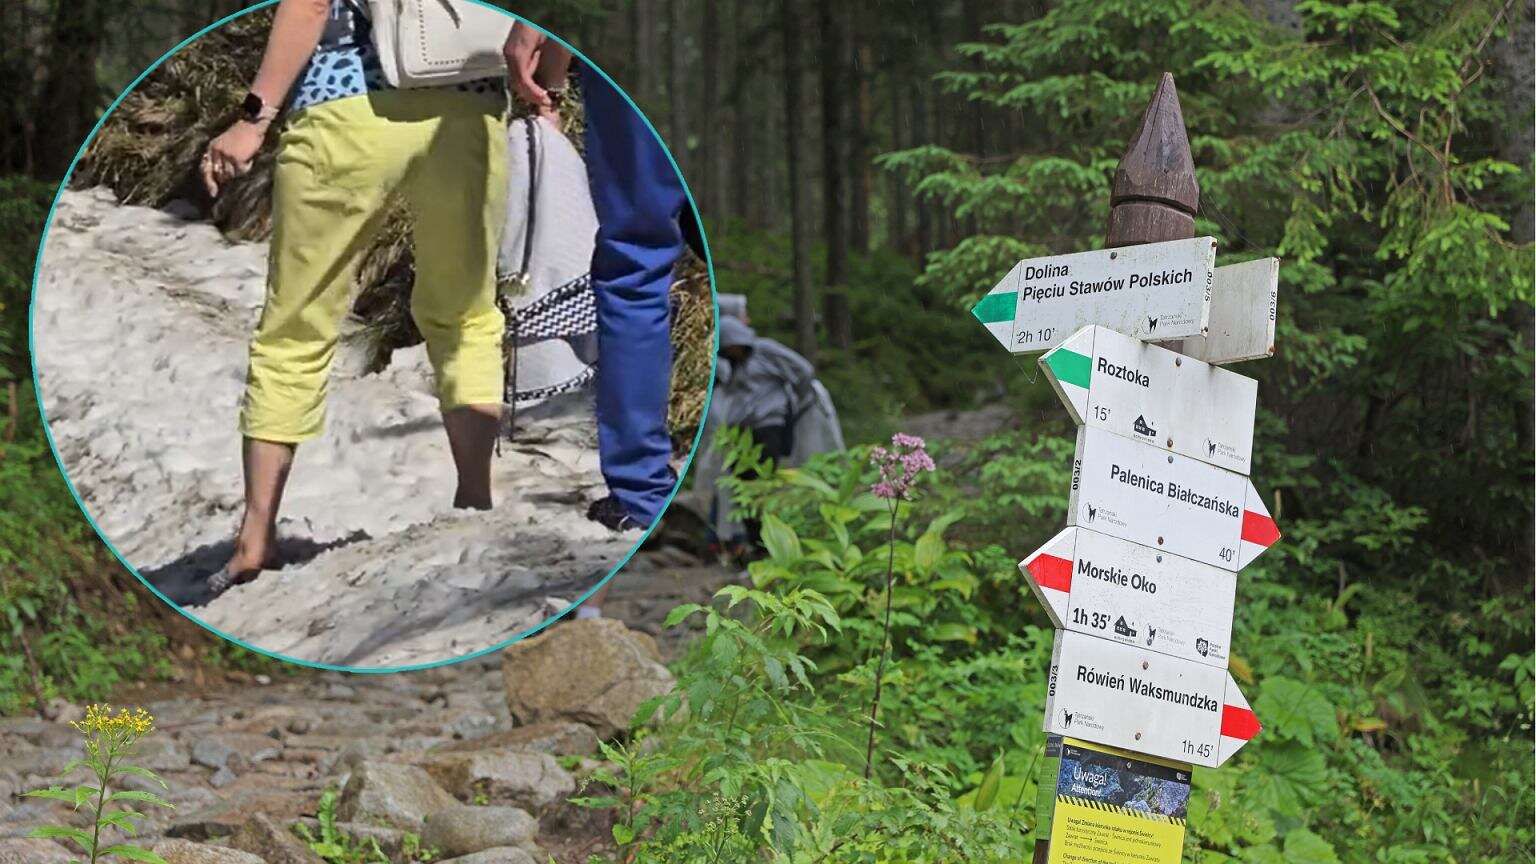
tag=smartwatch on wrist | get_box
[241,92,278,124]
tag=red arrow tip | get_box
[1241,511,1281,547]
[1027,554,1073,593]
[1221,704,1262,740]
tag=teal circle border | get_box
[27,0,719,675]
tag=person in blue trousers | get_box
[504,24,687,544]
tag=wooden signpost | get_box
[970,73,1283,864]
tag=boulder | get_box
[167,789,316,841]
[132,736,192,772]
[439,847,539,864]
[434,722,598,757]
[226,814,325,864]
[421,805,540,857]
[0,838,74,863]
[150,839,266,864]
[336,762,457,830]
[413,750,574,810]
[190,733,282,770]
[500,619,674,739]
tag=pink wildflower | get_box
[869,433,935,500]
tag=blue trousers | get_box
[581,66,686,525]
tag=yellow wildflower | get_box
[70,703,155,739]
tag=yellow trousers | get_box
[240,89,508,443]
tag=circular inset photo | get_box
[31,1,714,670]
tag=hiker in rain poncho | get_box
[704,315,845,547]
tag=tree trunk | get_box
[913,77,932,256]
[631,0,655,112]
[848,33,873,252]
[700,0,722,225]
[667,0,688,177]
[35,0,107,179]
[889,76,910,257]
[781,0,816,359]
[819,1,851,348]
[730,1,752,226]
[0,0,38,173]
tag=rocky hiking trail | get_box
[33,188,642,667]
[0,591,736,864]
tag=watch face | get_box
[241,92,263,119]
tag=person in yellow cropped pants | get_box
[199,0,507,594]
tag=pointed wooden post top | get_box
[1106,73,1200,248]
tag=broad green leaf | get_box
[761,514,802,562]
[112,766,168,790]
[107,790,174,810]
[973,752,1005,811]
[1248,743,1328,818]
[914,531,946,574]
[98,844,169,863]
[30,825,94,851]
[740,795,769,838]
[929,623,978,643]
[1283,829,1342,864]
[784,469,836,496]
[661,603,703,628]
[611,823,635,845]
[1255,676,1337,746]
[97,810,141,834]
[24,787,88,808]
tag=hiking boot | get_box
[586,495,643,532]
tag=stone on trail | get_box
[439,847,540,864]
[434,721,599,757]
[191,732,283,769]
[168,789,316,841]
[412,749,575,811]
[501,618,674,740]
[151,838,267,864]
[337,761,458,830]
[0,838,74,864]
[422,804,542,858]
[226,813,325,864]
[133,735,193,772]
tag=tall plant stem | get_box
[89,747,113,863]
[863,498,900,780]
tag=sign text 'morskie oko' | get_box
[1022,527,1235,669]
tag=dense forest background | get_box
[0,0,1533,861]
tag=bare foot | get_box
[212,538,280,594]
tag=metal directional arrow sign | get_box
[971,236,1217,354]
[1068,426,1279,571]
[1044,630,1260,768]
[1022,527,1235,669]
[1041,324,1258,474]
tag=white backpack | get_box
[358,0,513,88]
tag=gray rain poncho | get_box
[690,316,845,542]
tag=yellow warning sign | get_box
[1046,795,1185,863]
[1037,737,1190,864]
